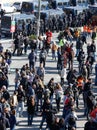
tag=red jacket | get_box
[90,108,97,119]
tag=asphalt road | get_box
[0,33,97,130]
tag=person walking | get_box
[27,96,35,126]
[39,47,47,68]
[28,49,37,70]
[54,83,63,112]
[40,98,53,130]
[17,85,25,117]
[37,63,45,82]
[13,37,19,56]
[51,41,58,60]
[14,68,20,90]
[9,109,17,130]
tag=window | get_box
[63,2,68,6]
[13,2,20,5]
[58,2,63,6]
[26,19,31,23]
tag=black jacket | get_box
[27,100,35,115]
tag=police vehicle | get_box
[1,12,36,36]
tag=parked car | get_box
[0,3,16,13]
[12,2,22,11]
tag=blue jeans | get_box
[15,82,19,90]
[28,113,34,126]
[63,107,71,119]
[36,98,42,111]
[95,76,97,85]
[17,102,24,117]
[10,125,15,130]
[76,49,80,56]
[40,114,46,128]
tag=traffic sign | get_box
[10,25,15,33]
[10,20,15,33]
[11,20,15,26]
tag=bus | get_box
[1,13,36,36]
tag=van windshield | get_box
[13,2,20,5]
[1,16,11,29]
[21,2,34,13]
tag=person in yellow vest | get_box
[59,38,64,47]
[51,41,58,60]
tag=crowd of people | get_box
[0,7,97,130]
[12,8,94,38]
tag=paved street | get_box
[0,33,97,130]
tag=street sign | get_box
[10,26,15,33]
[11,20,15,26]
[10,20,15,33]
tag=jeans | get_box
[56,97,61,111]
[40,58,46,68]
[63,107,71,119]
[29,61,35,70]
[40,114,46,128]
[50,95,53,103]
[36,98,42,111]
[15,82,19,90]
[76,49,80,57]
[17,102,24,117]
[28,113,34,126]
[10,125,16,130]
[95,76,97,85]
[52,50,57,60]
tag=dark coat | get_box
[27,100,35,115]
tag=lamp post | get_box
[37,0,41,40]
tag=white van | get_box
[50,0,69,9]
[34,0,49,11]
[56,0,69,8]
[21,0,49,14]
[12,2,22,11]
[63,5,88,15]
[0,2,16,13]
[1,12,36,36]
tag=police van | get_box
[88,4,97,25]
[63,5,88,16]
[88,4,97,15]
[21,0,49,14]
[1,12,36,36]
[34,8,64,20]
[50,0,69,9]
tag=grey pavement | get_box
[0,33,97,130]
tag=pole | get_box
[11,14,14,40]
[12,32,14,40]
[37,0,41,40]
